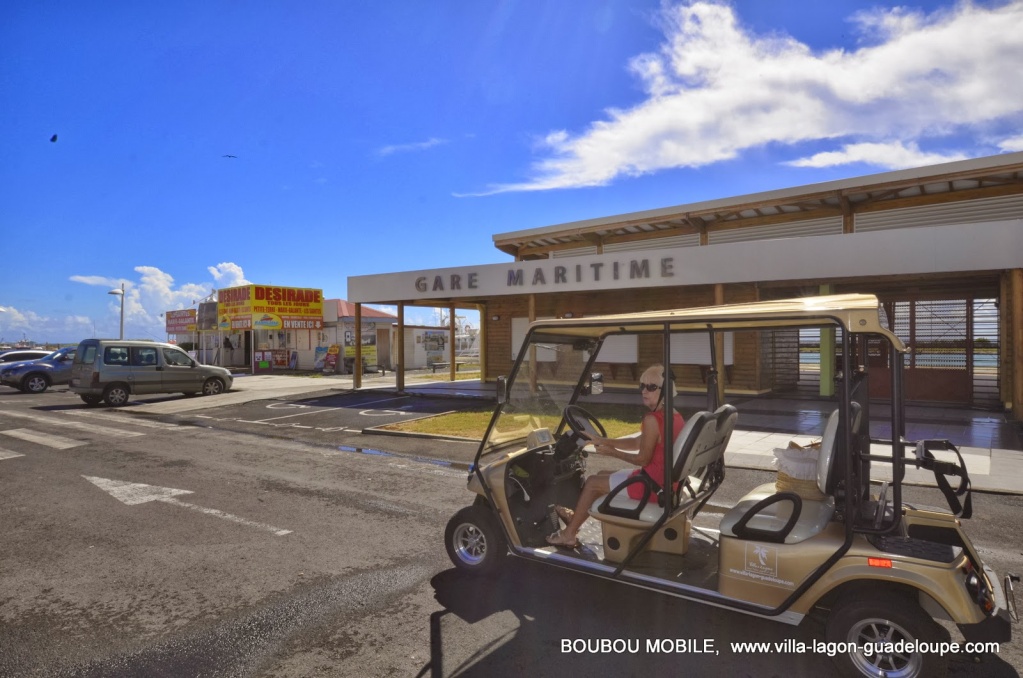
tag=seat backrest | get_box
[671,404,738,486]
[817,402,862,494]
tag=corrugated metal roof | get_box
[493,151,1023,259]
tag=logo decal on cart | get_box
[727,542,795,587]
[745,543,777,576]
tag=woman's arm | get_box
[593,414,660,466]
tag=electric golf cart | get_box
[444,294,1015,677]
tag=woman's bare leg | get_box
[562,472,611,538]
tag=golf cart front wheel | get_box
[826,591,949,678]
[445,504,507,575]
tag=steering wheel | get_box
[563,405,607,456]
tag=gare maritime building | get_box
[348,151,1023,416]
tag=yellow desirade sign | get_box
[217,285,324,331]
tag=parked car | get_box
[0,347,76,393]
[69,339,233,406]
[0,349,51,364]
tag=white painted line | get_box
[83,476,292,536]
[62,410,180,430]
[0,411,145,438]
[0,448,25,461]
[258,409,333,422]
[1,428,85,449]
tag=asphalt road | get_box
[1,386,1021,677]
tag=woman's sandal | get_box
[546,529,580,549]
[554,505,575,524]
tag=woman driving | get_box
[546,363,684,548]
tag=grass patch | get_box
[381,406,494,438]
[379,402,649,440]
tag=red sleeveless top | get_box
[627,407,685,501]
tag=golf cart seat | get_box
[588,404,737,561]
[719,404,861,545]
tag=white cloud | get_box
[208,262,251,288]
[786,141,969,169]
[999,135,1023,152]
[478,0,1023,192]
[69,275,121,287]
[377,137,448,157]
[51,263,250,343]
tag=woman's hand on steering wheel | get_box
[563,405,607,456]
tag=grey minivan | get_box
[70,339,233,406]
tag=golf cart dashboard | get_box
[526,427,554,449]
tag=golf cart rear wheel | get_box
[445,503,507,575]
[826,591,948,678]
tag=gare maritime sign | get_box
[346,244,718,303]
[356,246,699,302]
[414,257,676,293]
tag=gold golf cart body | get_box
[445,294,1015,677]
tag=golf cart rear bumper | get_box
[958,567,1016,644]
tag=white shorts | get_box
[609,468,634,489]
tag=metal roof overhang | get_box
[524,293,907,352]
[493,152,1023,260]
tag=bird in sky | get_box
[50,134,58,142]
[222,154,237,158]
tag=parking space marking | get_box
[0,448,25,461]
[1,428,85,450]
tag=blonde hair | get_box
[642,363,678,397]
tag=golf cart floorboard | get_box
[539,520,721,588]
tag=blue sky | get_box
[2,0,1022,344]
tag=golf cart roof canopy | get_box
[526,293,908,352]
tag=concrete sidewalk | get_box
[126,372,1023,494]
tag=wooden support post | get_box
[713,284,726,406]
[354,303,362,390]
[819,284,835,397]
[397,303,405,394]
[1012,269,1023,417]
[529,294,537,393]
[449,303,457,382]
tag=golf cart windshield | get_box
[482,332,594,455]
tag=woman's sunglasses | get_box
[639,382,661,392]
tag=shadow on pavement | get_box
[420,562,1019,678]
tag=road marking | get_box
[62,410,181,430]
[0,428,85,449]
[358,407,415,417]
[0,448,25,461]
[83,476,292,536]
[0,410,145,437]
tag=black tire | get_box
[22,374,49,394]
[826,590,949,678]
[202,378,225,396]
[80,394,103,406]
[444,504,508,575]
[103,384,130,407]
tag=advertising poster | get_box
[324,345,340,373]
[218,285,324,331]
[423,330,446,367]
[343,327,378,365]
[314,347,328,370]
[165,309,197,334]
